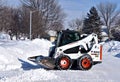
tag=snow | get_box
[0,69,57,82]
[0,38,120,82]
[0,39,52,71]
[0,33,10,40]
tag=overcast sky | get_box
[6,0,120,27]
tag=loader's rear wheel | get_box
[56,55,72,70]
[78,55,93,70]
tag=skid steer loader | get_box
[28,30,102,70]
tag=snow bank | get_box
[32,38,52,49]
[0,39,52,71]
[103,41,120,56]
[0,33,10,40]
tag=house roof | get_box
[48,30,57,36]
[101,31,108,36]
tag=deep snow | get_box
[0,39,120,82]
[0,39,52,71]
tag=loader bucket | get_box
[28,55,56,69]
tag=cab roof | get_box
[60,30,80,34]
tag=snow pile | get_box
[32,38,52,49]
[103,41,120,56]
[0,39,52,71]
[0,33,10,40]
[0,39,58,82]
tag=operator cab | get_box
[56,30,81,47]
[49,30,81,57]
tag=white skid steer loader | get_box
[28,30,102,70]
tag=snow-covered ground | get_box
[0,38,120,82]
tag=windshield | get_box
[58,32,80,47]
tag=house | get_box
[101,26,109,41]
[48,30,57,42]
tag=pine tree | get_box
[83,6,101,38]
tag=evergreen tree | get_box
[83,6,101,38]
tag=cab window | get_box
[59,32,80,46]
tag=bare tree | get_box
[97,2,120,38]
[0,0,65,40]
[0,7,12,32]
[68,18,83,32]
[0,0,7,32]
[20,0,66,39]
[0,0,22,40]
[0,6,26,40]
[9,8,23,40]
[19,6,33,39]
[115,17,120,27]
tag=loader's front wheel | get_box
[56,55,72,70]
[78,55,93,70]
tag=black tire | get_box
[56,55,72,70]
[77,55,93,70]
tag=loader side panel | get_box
[89,44,102,62]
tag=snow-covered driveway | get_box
[0,39,120,82]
